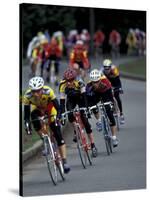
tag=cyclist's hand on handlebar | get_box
[60,112,66,126]
[24,120,32,135]
[87,108,91,118]
[61,118,66,126]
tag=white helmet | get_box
[90,69,101,82]
[76,40,84,45]
[29,76,44,90]
[103,59,112,67]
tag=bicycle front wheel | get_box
[56,155,65,181]
[76,128,87,169]
[102,117,113,155]
[44,136,58,185]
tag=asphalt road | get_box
[22,77,146,197]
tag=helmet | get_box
[103,59,112,68]
[76,40,84,45]
[89,69,101,82]
[63,68,77,81]
[80,34,87,42]
[82,29,88,34]
[29,76,44,90]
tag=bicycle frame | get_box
[73,111,89,151]
[61,107,92,168]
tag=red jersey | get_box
[45,43,62,58]
[94,31,105,47]
[109,30,121,45]
[88,75,112,93]
[69,44,90,69]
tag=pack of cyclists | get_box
[23,28,140,175]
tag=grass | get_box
[22,120,41,152]
[119,56,146,78]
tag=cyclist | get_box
[101,59,125,124]
[59,68,98,157]
[23,76,70,173]
[86,69,119,147]
[32,39,49,77]
[44,37,62,84]
[126,28,137,56]
[69,40,90,79]
[93,29,105,58]
[109,29,121,58]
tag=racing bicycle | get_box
[89,102,113,155]
[61,107,92,169]
[26,115,65,185]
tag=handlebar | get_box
[61,107,88,120]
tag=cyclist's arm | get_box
[23,90,32,121]
[51,98,62,118]
[24,105,31,121]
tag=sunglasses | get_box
[31,89,42,93]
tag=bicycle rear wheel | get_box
[44,136,58,185]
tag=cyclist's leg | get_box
[66,98,77,141]
[114,90,125,124]
[54,58,60,85]
[46,57,51,82]
[79,98,98,156]
[101,89,118,145]
[114,90,123,114]
[31,109,47,136]
[49,106,70,173]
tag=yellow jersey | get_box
[59,79,86,99]
[23,86,56,110]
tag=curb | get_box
[120,72,146,81]
[22,125,67,163]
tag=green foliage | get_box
[119,57,146,78]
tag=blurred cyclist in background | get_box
[109,29,121,58]
[27,31,48,76]
[53,31,65,56]
[59,68,98,157]
[134,28,146,56]
[79,29,91,52]
[23,76,70,173]
[93,29,105,59]
[101,59,125,124]
[44,37,62,85]
[65,29,79,58]
[126,28,137,56]
[69,40,91,80]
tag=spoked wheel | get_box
[86,147,92,166]
[44,137,58,185]
[56,156,65,181]
[102,117,113,156]
[76,129,87,169]
[114,113,120,131]
[104,135,113,155]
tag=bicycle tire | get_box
[44,136,58,185]
[114,114,120,131]
[86,147,92,166]
[102,116,113,155]
[76,128,87,169]
[56,155,65,181]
